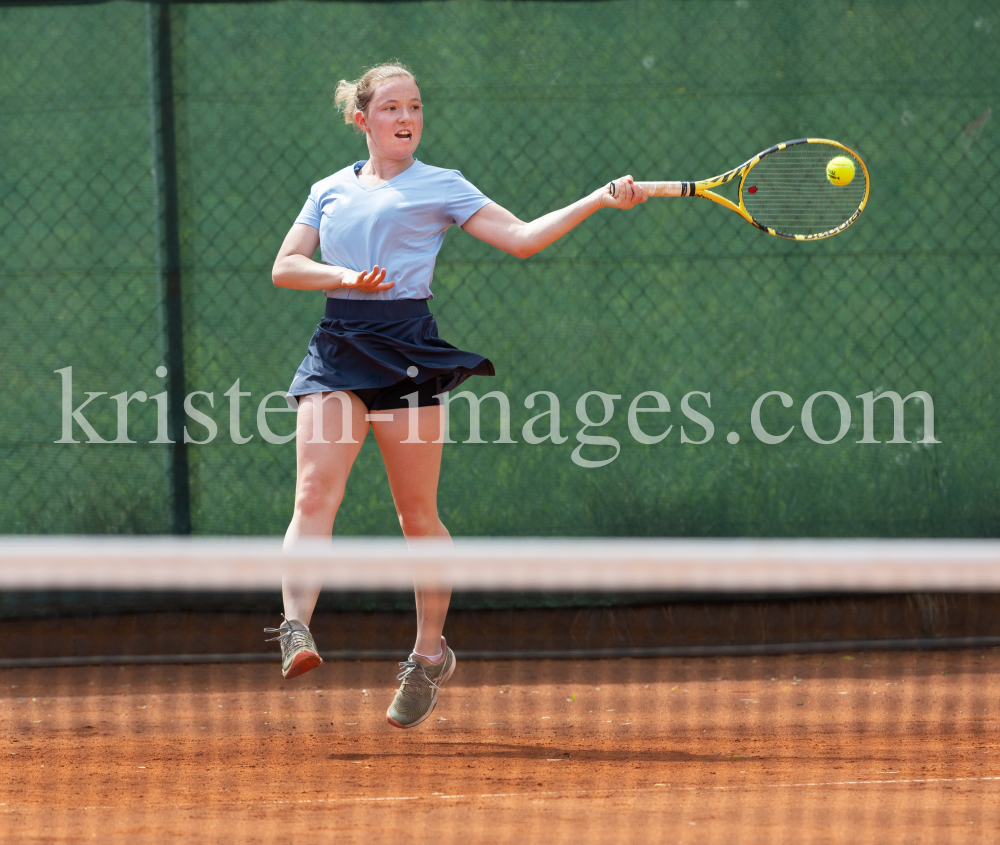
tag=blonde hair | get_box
[334,62,417,129]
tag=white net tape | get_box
[1,537,999,591]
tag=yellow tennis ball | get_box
[826,155,855,186]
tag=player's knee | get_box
[396,506,440,537]
[294,479,343,520]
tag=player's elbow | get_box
[505,221,538,258]
[272,259,290,287]
[510,240,538,260]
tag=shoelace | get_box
[395,659,442,703]
[264,619,313,652]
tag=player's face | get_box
[360,77,423,160]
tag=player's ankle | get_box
[414,637,445,663]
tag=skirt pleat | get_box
[287,297,494,399]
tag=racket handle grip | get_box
[643,181,689,197]
[608,180,689,198]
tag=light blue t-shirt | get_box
[295,159,493,300]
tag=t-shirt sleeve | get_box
[294,186,322,229]
[444,170,493,227]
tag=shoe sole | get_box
[385,652,456,729]
[386,699,436,729]
[283,650,323,680]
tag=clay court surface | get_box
[3,650,998,843]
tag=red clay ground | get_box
[2,650,999,843]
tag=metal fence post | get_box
[146,2,191,534]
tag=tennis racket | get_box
[610,138,870,240]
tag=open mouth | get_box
[395,131,412,141]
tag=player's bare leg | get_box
[372,404,452,656]
[270,391,370,678]
[373,404,457,728]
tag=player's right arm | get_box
[272,223,395,293]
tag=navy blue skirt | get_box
[287,297,495,400]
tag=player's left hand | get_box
[342,264,396,292]
[601,175,647,210]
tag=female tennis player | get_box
[266,62,645,729]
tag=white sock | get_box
[414,644,444,663]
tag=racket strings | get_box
[741,143,867,237]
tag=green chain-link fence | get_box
[1,0,997,537]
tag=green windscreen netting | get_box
[0,0,997,537]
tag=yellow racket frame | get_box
[619,138,871,241]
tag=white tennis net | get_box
[2,536,999,591]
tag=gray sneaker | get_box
[264,617,323,679]
[385,640,456,729]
